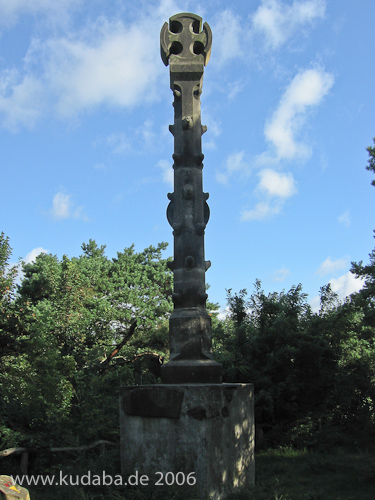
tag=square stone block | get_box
[119,383,254,499]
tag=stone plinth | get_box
[119,384,254,499]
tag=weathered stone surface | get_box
[120,384,255,500]
[119,15,255,500]
[160,13,222,383]
[122,386,184,418]
[160,13,212,68]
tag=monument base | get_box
[119,383,254,500]
[161,358,223,384]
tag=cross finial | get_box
[160,13,212,67]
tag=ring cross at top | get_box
[160,13,212,67]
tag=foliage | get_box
[350,138,375,307]
[252,447,375,500]
[365,136,375,187]
[0,232,18,303]
[0,232,20,357]
[211,138,375,448]
[212,279,375,447]
[1,138,375,480]
[0,240,173,452]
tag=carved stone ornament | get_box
[160,13,222,384]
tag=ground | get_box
[25,446,375,499]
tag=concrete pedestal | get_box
[119,384,254,499]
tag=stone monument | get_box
[119,13,254,499]
[160,12,222,385]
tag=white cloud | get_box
[106,133,131,154]
[43,20,163,117]
[316,256,349,277]
[50,192,87,220]
[0,72,45,131]
[203,1,325,69]
[24,247,49,264]
[136,120,157,150]
[211,9,244,66]
[227,80,245,101]
[0,0,81,27]
[329,272,363,300]
[252,0,326,49]
[0,8,171,129]
[258,169,297,198]
[11,246,49,285]
[264,68,334,160]
[217,307,230,321]
[216,150,248,184]
[310,272,364,312]
[201,109,222,150]
[272,267,290,282]
[244,67,332,222]
[52,193,71,219]
[241,201,282,221]
[155,0,185,21]
[104,121,160,154]
[309,295,321,312]
[242,169,296,221]
[157,159,173,187]
[338,210,351,227]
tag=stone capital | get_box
[160,12,212,68]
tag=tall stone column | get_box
[119,14,254,499]
[160,12,222,384]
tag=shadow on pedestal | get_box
[119,383,254,500]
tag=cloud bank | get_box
[216,151,249,185]
[252,0,326,49]
[0,0,329,132]
[316,256,349,277]
[24,247,49,264]
[264,68,334,160]
[242,66,333,221]
[0,0,81,27]
[241,168,297,221]
[0,4,174,129]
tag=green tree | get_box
[212,289,254,382]
[0,233,23,448]
[0,240,173,450]
[0,232,18,303]
[365,137,375,187]
[340,138,375,434]
[0,232,20,357]
[213,282,340,445]
[351,138,375,320]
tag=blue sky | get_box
[1,0,374,312]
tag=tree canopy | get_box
[0,240,173,450]
[1,137,375,471]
